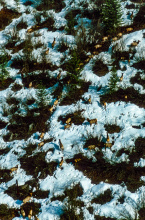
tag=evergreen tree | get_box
[0,50,9,81]
[101,0,122,34]
[108,66,119,94]
[36,84,49,108]
[66,50,82,85]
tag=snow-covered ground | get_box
[0,0,145,219]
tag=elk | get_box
[117,32,122,38]
[103,101,106,110]
[27,28,33,33]
[59,139,64,151]
[120,73,124,81]
[48,106,54,113]
[29,82,32,88]
[130,11,133,20]
[121,57,126,60]
[64,122,72,130]
[38,141,45,148]
[20,208,26,217]
[107,132,110,142]
[88,54,94,59]
[93,51,99,55]
[57,70,61,80]
[130,40,140,47]
[59,157,64,167]
[23,193,32,204]
[54,99,58,106]
[102,36,108,42]
[52,37,56,48]
[74,158,81,163]
[112,37,118,41]
[40,132,45,139]
[87,118,97,125]
[126,27,133,32]
[88,145,96,150]
[88,95,91,104]
[94,44,102,49]
[66,117,71,124]
[28,208,33,219]
[10,165,18,173]
[45,49,49,55]
[84,58,91,63]
[104,143,112,150]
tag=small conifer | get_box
[36,83,49,108]
[101,0,122,34]
[108,66,119,94]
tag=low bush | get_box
[91,189,113,205]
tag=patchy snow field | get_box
[0,0,145,219]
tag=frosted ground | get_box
[0,0,145,219]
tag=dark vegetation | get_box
[0,120,8,129]
[22,71,57,88]
[19,151,58,178]
[104,124,121,133]
[100,87,145,108]
[130,72,145,89]
[91,189,113,205]
[36,0,65,12]
[93,60,108,76]
[60,81,90,105]
[0,204,20,220]
[6,107,51,140]
[94,216,117,220]
[0,78,14,90]
[21,202,41,217]
[132,61,145,71]
[133,5,145,25]
[0,169,13,184]
[83,135,104,149]
[66,153,145,192]
[0,8,20,30]
[60,183,84,220]
[58,110,85,125]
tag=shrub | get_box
[93,59,108,76]
[58,36,69,52]
[91,189,113,205]
[133,5,145,25]
[16,17,27,30]
[60,183,84,220]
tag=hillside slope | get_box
[0,0,145,219]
